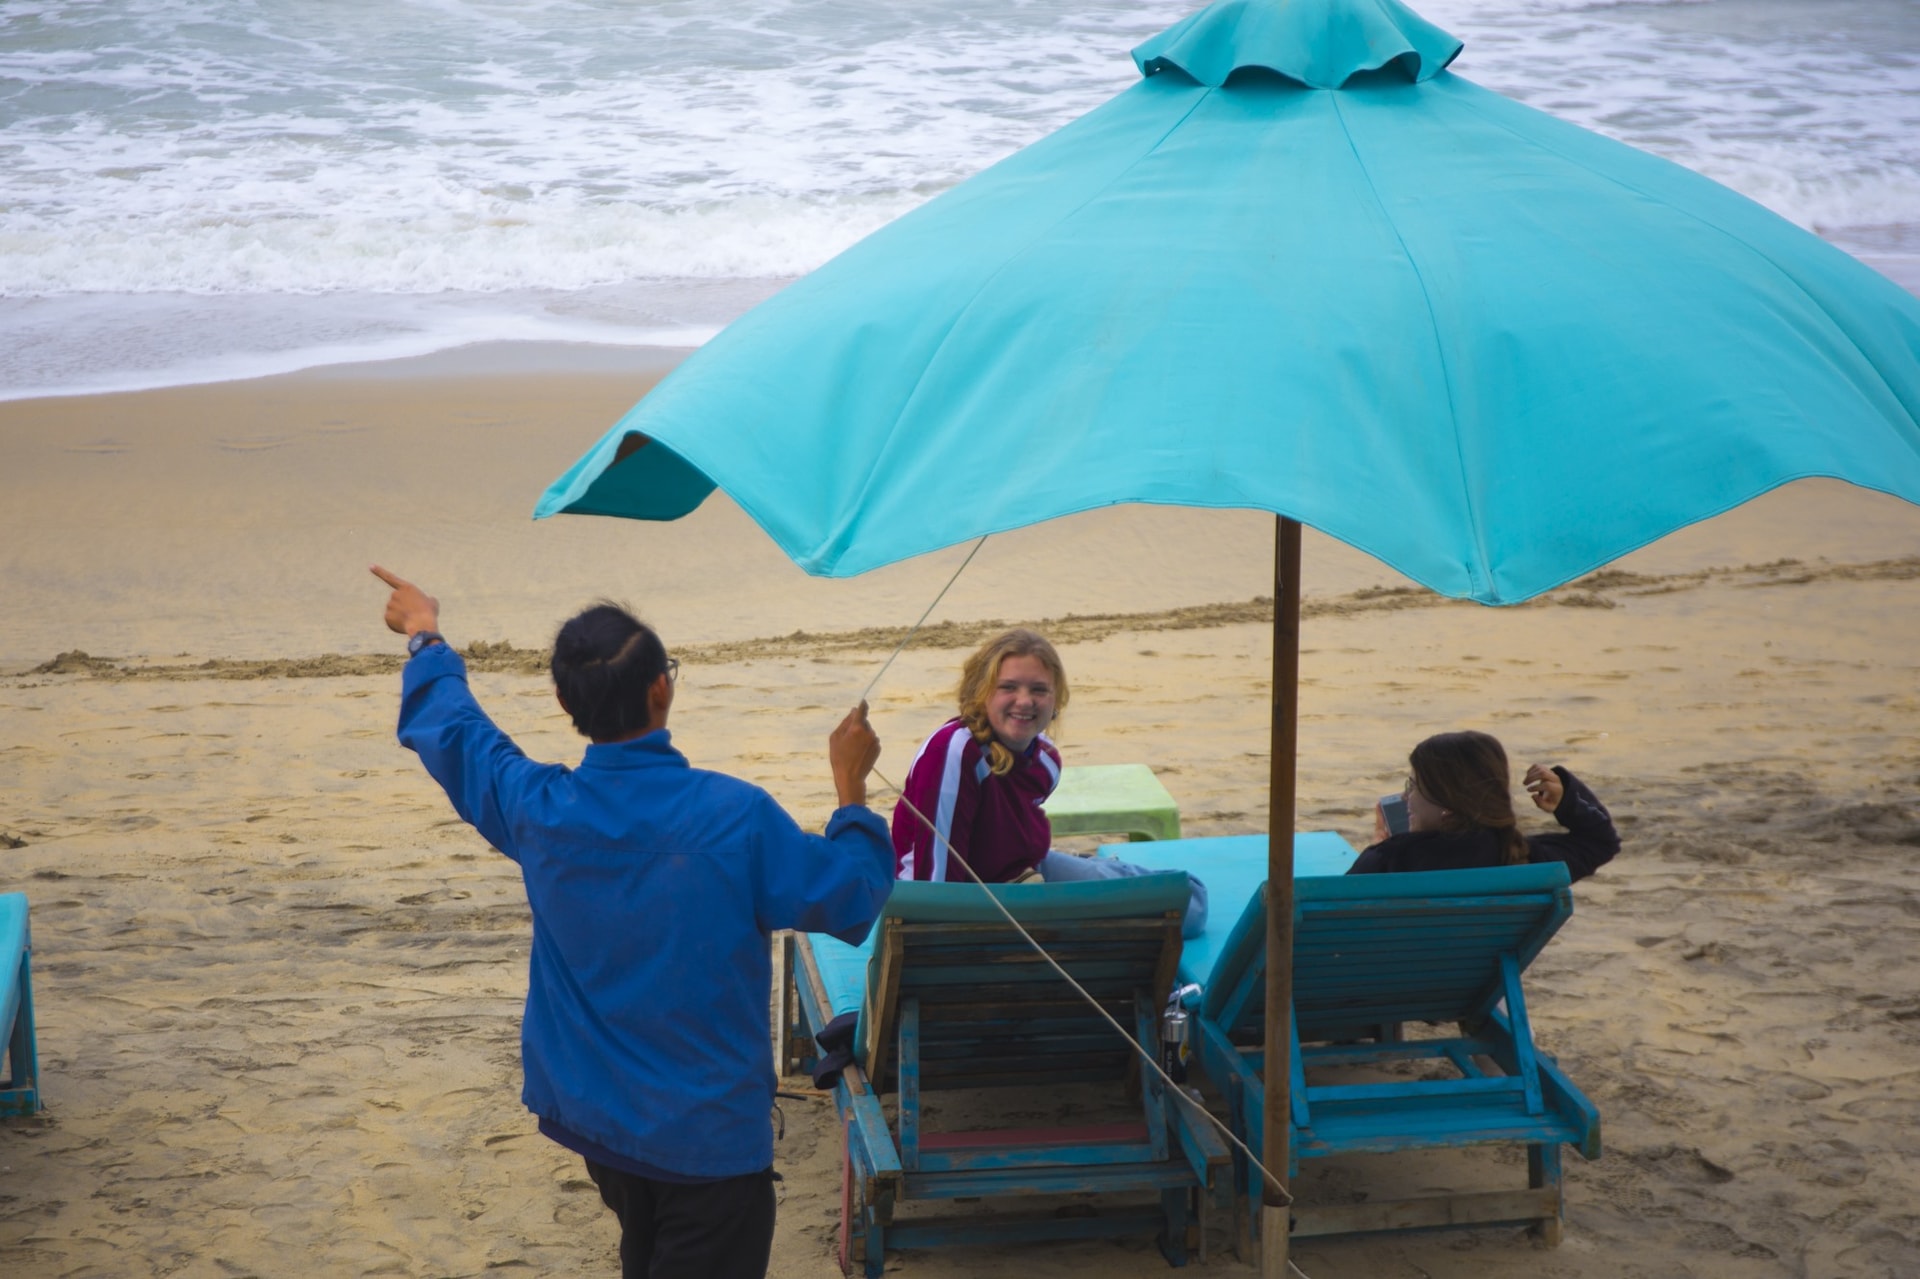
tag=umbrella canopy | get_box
[536,0,1920,605]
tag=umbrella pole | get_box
[1262,515,1301,1276]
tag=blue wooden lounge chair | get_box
[784,874,1231,1276]
[1,892,41,1118]
[1119,832,1359,992]
[1191,862,1601,1245]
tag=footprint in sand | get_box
[214,434,298,452]
[1633,1143,1737,1185]
[312,417,372,435]
[1679,1218,1778,1259]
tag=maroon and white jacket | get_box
[890,717,1061,883]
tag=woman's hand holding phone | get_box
[1376,793,1410,841]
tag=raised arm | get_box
[754,704,893,942]
[1526,765,1620,882]
[374,566,546,859]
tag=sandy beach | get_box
[4,355,1920,1278]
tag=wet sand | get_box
[3,358,1920,1277]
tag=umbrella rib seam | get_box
[1327,90,1492,601]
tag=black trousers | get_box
[583,1159,776,1279]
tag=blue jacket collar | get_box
[580,729,687,771]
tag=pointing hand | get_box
[370,565,440,638]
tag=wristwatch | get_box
[407,630,446,657]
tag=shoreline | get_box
[2,239,1914,407]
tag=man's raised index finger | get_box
[369,564,410,590]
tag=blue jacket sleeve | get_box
[396,645,549,861]
[752,800,895,945]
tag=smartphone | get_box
[1379,794,1410,836]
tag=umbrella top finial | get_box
[1132,0,1461,90]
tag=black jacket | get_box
[1347,766,1619,882]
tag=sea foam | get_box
[2,0,1916,396]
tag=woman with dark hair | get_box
[1347,730,1620,881]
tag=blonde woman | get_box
[892,628,1206,935]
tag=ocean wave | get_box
[0,194,927,296]
[4,139,1914,299]
[4,0,1917,396]
[1695,157,1920,238]
[0,0,1186,297]
[1505,0,1711,12]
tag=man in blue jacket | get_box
[371,566,893,1279]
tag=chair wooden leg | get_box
[773,931,797,1078]
[838,1117,893,1277]
[1157,1187,1190,1267]
[1225,1073,1253,1261]
[840,1118,890,1279]
[1528,1143,1564,1247]
[863,1202,886,1279]
[838,1122,855,1276]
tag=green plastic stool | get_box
[1043,763,1182,842]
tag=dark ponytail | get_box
[551,603,668,742]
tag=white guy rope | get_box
[856,535,990,706]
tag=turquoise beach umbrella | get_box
[538,0,1920,1261]
[537,0,1920,605]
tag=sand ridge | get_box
[18,552,1920,683]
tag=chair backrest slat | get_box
[863,875,1191,1092]
[1204,865,1574,1039]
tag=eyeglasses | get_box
[666,657,680,683]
